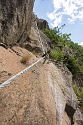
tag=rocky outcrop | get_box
[0,46,80,125]
[37,18,49,30]
[32,14,49,30]
[23,14,51,54]
[0,0,34,45]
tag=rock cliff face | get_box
[0,1,83,125]
[0,46,81,125]
[37,18,49,30]
[32,14,49,30]
[0,0,34,45]
[23,13,51,54]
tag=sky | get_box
[33,0,83,45]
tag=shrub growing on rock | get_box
[50,50,64,62]
[20,55,30,64]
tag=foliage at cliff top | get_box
[42,28,83,76]
[42,27,83,107]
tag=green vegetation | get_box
[42,28,83,75]
[65,56,80,77]
[73,83,83,108]
[42,27,83,107]
[50,50,65,62]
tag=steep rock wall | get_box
[0,0,34,45]
[32,14,49,30]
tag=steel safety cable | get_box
[0,57,45,89]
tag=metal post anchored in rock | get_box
[42,50,50,64]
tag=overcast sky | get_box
[33,0,83,45]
